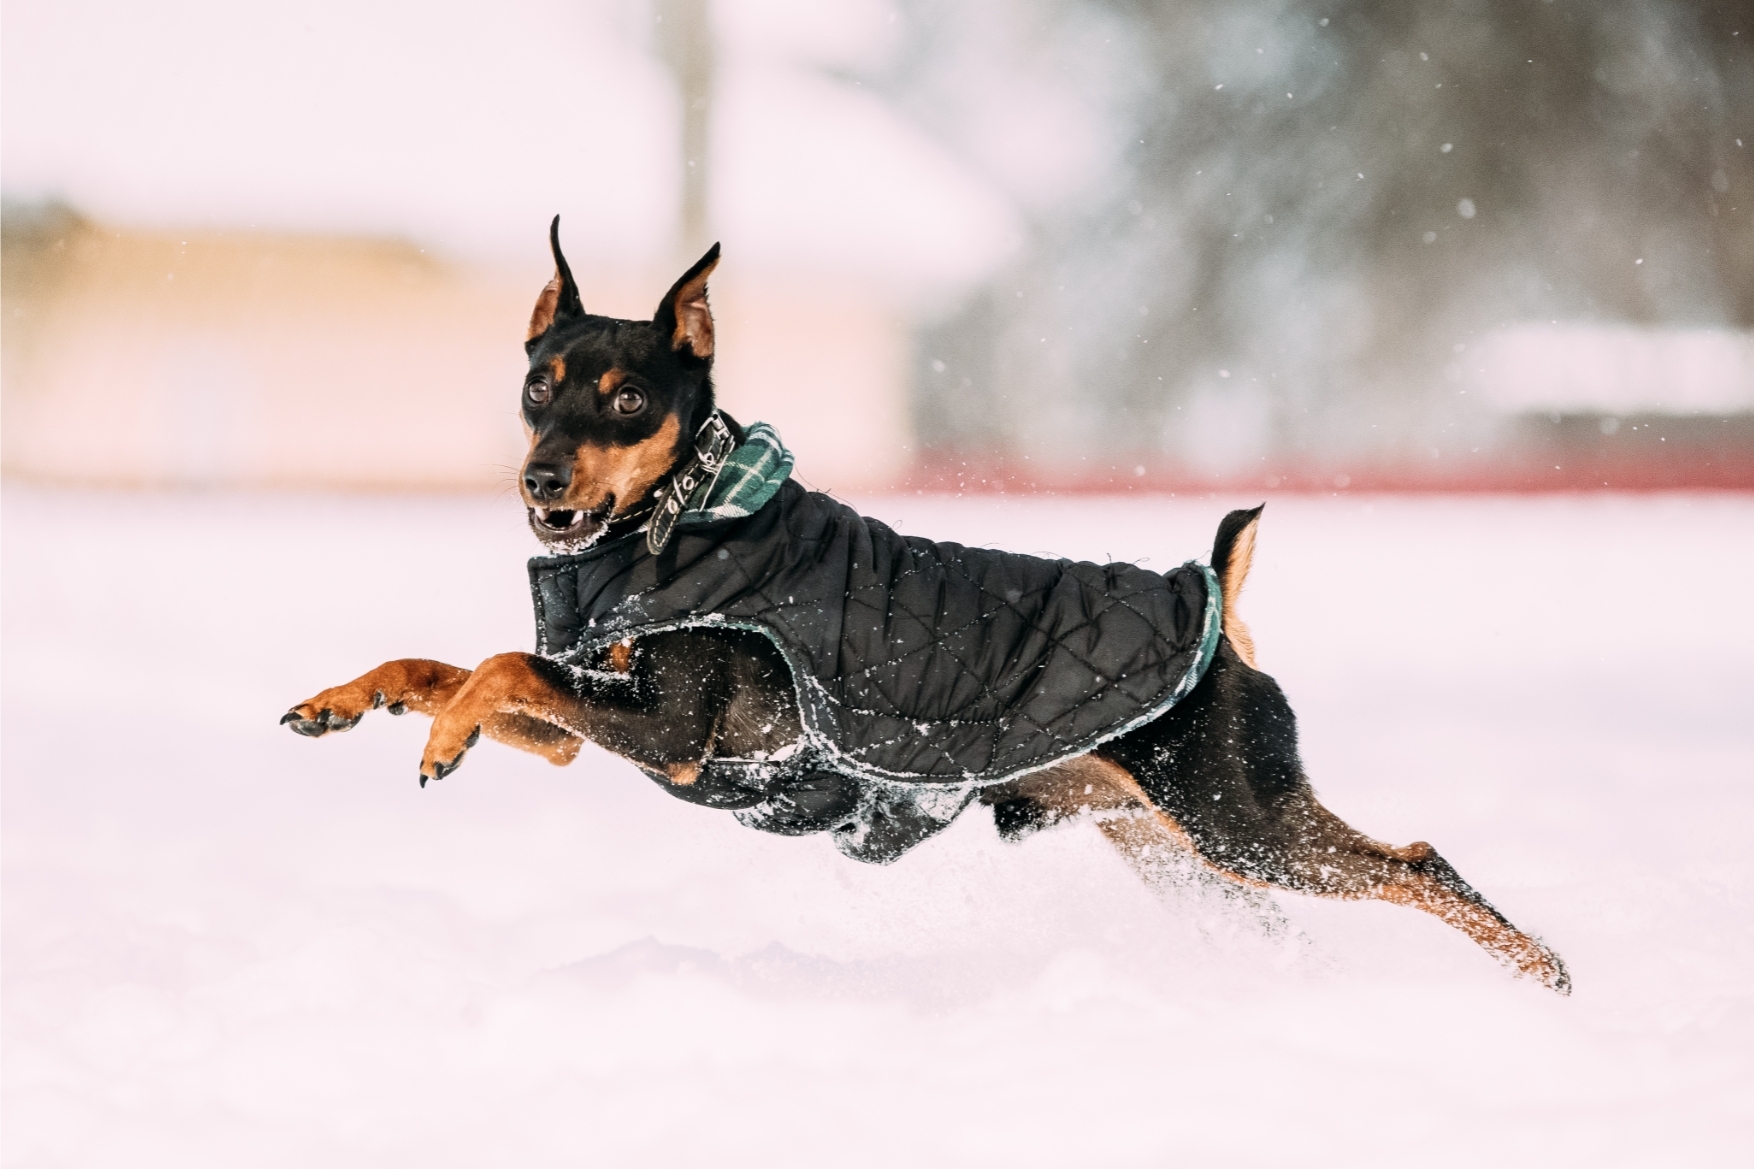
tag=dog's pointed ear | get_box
[528,215,585,345]
[654,243,720,359]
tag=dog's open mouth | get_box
[529,497,615,548]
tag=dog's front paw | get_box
[281,706,365,737]
[419,723,481,787]
[282,686,393,737]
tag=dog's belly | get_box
[638,754,979,865]
[638,755,849,821]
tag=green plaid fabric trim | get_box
[677,420,794,526]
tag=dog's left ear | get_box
[655,243,720,359]
[528,215,585,347]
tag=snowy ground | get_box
[4,487,1751,1167]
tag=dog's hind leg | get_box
[1269,802,1571,992]
[1099,642,1569,992]
[1279,801,1569,991]
[982,755,1291,939]
[1100,504,1570,990]
[985,756,1202,875]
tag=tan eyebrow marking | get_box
[598,368,626,395]
[549,356,566,384]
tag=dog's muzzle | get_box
[529,497,615,546]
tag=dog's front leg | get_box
[416,651,641,785]
[418,636,750,786]
[285,658,584,769]
[284,659,473,736]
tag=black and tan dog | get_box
[285,220,1569,993]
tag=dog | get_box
[284,218,1569,993]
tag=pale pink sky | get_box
[2,0,1090,295]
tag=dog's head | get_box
[519,217,720,550]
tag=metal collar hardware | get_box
[646,411,735,554]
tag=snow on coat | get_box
[529,479,1221,862]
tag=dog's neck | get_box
[642,411,737,554]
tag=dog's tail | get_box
[1211,505,1264,669]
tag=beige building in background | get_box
[2,208,913,494]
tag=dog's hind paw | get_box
[281,707,363,737]
[1521,938,1572,996]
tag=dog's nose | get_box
[523,462,571,503]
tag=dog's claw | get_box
[387,702,407,716]
[283,709,329,737]
[282,703,365,737]
[464,725,481,748]
[371,690,386,709]
[419,772,428,788]
[422,742,471,785]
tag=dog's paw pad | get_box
[421,738,476,786]
[319,708,362,732]
[282,709,331,737]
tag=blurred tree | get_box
[655,0,715,256]
[891,0,1754,474]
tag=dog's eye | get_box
[613,388,645,415]
[525,378,552,406]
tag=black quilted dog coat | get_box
[530,480,1221,863]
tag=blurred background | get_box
[5,0,1751,493]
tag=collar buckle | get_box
[646,411,736,555]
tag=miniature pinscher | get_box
[285,218,1569,992]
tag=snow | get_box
[4,488,1751,1166]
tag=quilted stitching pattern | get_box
[530,480,1216,785]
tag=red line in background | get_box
[901,452,1754,494]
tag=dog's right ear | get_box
[527,215,585,347]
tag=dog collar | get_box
[646,411,737,554]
